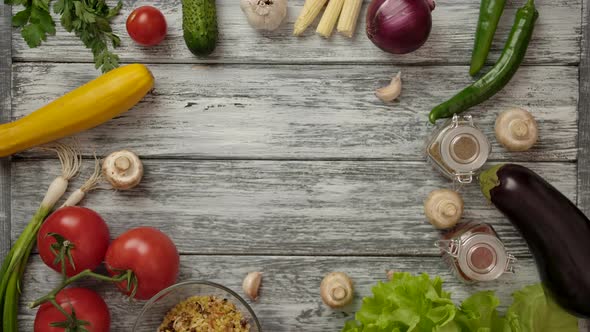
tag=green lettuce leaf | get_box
[341,275,579,332]
[455,291,504,332]
[342,273,460,332]
[503,284,578,332]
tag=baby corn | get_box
[337,0,363,38]
[317,0,345,37]
[294,0,329,36]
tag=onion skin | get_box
[366,0,435,54]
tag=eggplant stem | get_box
[479,164,504,201]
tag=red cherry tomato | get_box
[126,6,167,46]
[105,227,179,300]
[34,288,110,332]
[37,207,110,277]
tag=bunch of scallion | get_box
[0,144,81,331]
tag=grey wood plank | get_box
[11,63,579,161]
[578,0,590,329]
[579,0,590,216]
[10,0,582,65]
[0,3,12,261]
[17,255,544,331]
[10,159,576,257]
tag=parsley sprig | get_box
[7,0,123,72]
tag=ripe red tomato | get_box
[34,288,110,332]
[105,227,179,300]
[37,207,110,277]
[126,6,167,46]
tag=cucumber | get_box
[182,0,218,56]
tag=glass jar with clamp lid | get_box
[426,114,491,184]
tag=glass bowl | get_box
[133,280,262,332]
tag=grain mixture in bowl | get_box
[158,296,250,332]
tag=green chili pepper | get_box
[429,0,538,124]
[470,0,507,76]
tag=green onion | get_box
[0,144,81,332]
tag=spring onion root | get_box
[41,144,81,207]
[62,156,103,208]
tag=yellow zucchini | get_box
[0,64,154,157]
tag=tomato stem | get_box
[29,269,134,309]
[49,298,70,318]
[48,299,92,331]
[47,232,77,278]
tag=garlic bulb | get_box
[240,0,288,31]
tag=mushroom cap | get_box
[320,272,354,308]
[102,150,143,190]
[424,189,464,229]
[495,108,538,152]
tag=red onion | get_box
[366,0,435,54]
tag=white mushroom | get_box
[240,0,288,31]
[424,189,464,229]
[495,108,538,152]
[242,272,263,301]
[375,72,402,103]
[320,272,354,308]
[102,150,143,190]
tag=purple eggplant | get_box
[480,163,590,318]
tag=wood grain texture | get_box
[0,3,12,261]
[579,0,590,215]
[17,255,543,331]
[12,63,579,161]
[579,1,590,330]
[11,159,576,257]
[11,0,582,65]
[4,0,587,329]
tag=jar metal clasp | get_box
[450,114,475,128]
[505,254,517,273]
[455,173,473,185]
[434,239,461,258]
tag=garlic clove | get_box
[386,270,395,280]
[375,71,402,103]
[243,272,263,301]
[424,189,464,229]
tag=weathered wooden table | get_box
[1,0,589,330]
